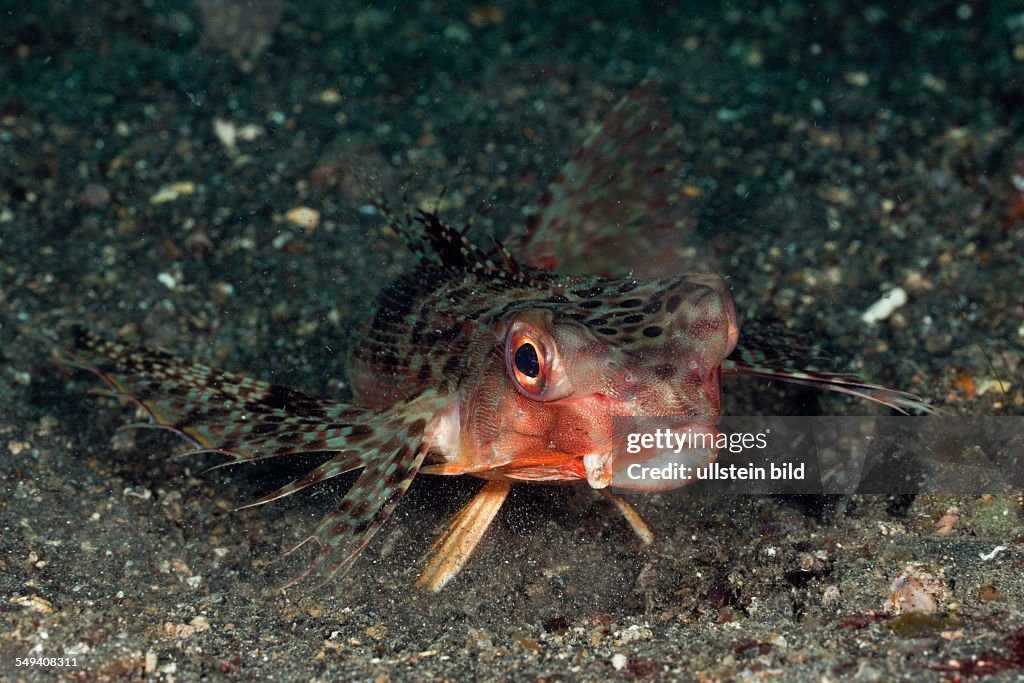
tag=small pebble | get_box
[861,287,908,324]
[845,71,870,87]
[156,272,178,290]
[285,206,320,230]
[468,5,504,27]
[238,124,263,141]
[7,441,31,455]
[80,183,111,208]
[318,89,342,104]
[10,595,54,614]
[150,181,196,204]
[213,118,237,150]
[611,653,628,671]
[185,231,214,258]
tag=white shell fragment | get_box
[861,286,908,324]
[214,119,263,151]
[884,563,948,614]
[149,181,196,204]
[979,545,1008,561]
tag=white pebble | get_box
[156,272,178,290]
[149,181,196,204]
[611,653,628,671]
[861,286,907,324]
[285,206,321,230]
[213,118,236,150]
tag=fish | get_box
[58,75,932,592]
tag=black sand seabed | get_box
[2,2,1023,681]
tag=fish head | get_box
[459,273,738,487]
[567,273,740,418]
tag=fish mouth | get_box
[484,392,721,489]
[580,394,721,491]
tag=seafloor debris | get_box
[284,206,321,230]
[934,506,959,536]
[197,0,281,70]
[861,286,908,324]
[150,181,197,204]
[9,595,55,614]
[884,563,949,614]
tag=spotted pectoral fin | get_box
[59,327,454,586]
[283,393,449,586]
[724,357,936,413]
[58,326,377,464]
[285,440,426,586]
[512,72,694,277]
[724,314,939,413]
[724,328,937,414]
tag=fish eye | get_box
[505,320,572,401]
[508,333,546,395]
[514,342,541,378]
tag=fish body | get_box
[61,75,928,590]
[350,249,737,488]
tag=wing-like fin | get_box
[724,314,937,414]
[273,389,447,586]
[236,450,366,508]
[513,72,692,276]
[57,327,453,586]
[285,414,439,587]
[723,358,936,413]
[59,327,377,462]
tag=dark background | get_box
[1,2,1022,680]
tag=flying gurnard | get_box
[60,76,929,592]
